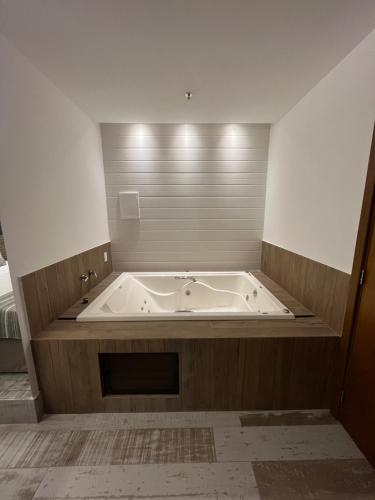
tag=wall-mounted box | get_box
[119,191,140,219]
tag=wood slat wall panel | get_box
[105,172,267,185]
[111,251,261,264]
[105,185,266,197]
[108,209,264,222]
[101,123,270,137]
[136,197,266,208]
[104,160,267,173]
[111,241,262,253]
[261,241,350,334]
[113,262,261,272]
[135,220,263,231]
[108,223,264,243]
[105,149,268,162]
[102,123,270,271]
[21,243,112,337]
[102,135,269,149]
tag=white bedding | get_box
[0,263,13,297]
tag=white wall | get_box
[0,35,109,277]
[0,34,109,395]
[102,123,269,271]
[263,29,375,274]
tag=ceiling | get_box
[0,0,374,123]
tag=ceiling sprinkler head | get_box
[185,91,193,100]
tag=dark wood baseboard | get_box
[21,242,112,337]
[261,241,350,334]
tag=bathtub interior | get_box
[96,273,288,316]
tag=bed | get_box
[0,262,26,372]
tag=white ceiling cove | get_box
[0,0,374,123]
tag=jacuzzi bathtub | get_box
[77,272,294,321]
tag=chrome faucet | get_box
[88,269,98,279]
[175,276,197,282]
[80,274,89,283]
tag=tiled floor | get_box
[0,374,32,400]
[0,373,39,424]
[0,410,374,499]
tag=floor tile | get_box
[0,411,242,432]
[214,424,364,462]
[0,427,215,467]
[0,374,31,401]
[0,373,36,425]
[49,497,257,500]
[253,459,375,499]
[0,467,47,500]
[0,399,39,424]
[33,463,259,499]
[0,374,30,391]
[240,410,336,427]
[0,390,32,400]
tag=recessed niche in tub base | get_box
[99,352,180,396]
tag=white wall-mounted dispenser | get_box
[119,191,140,220]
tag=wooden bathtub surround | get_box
[261,241,350,334]
[21,242,112,337]
[31,271,339,413]
[32,336,337,413]
[58,270,315,325]
[59,272,120,319]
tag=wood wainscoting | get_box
[32,335,337,413]
[261,241,350,334]
[21,242,112,337]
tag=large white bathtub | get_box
[77,272,294,321]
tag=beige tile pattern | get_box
[0,411,373,499]
[0,390,32,400]
[0,399,39,425]
[0,468,47,500]
[0,373,38,426]
[0,428,215,468]
[240,410,336,427]
[33,463,259,499]
[0,409,335,433]
[214,425,364,462]
[253,459,375,499]
[0,411,242,432]
[0,374,31,400]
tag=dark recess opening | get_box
[99,352,179,396]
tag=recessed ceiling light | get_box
[185,91,193,100]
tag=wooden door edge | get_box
[331,123,375,417]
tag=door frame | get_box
[332,123,375,417]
